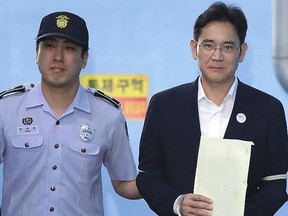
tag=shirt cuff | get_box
[173,194,186,216]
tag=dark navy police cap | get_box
[36,11,89,49]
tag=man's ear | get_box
[190,39,198,60]
[82,52,89,69]
[239,42,248,63]
[36,46,39,64]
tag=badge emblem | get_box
[22,117,33,125]
[80,123,95,142]
[56,15,70,29]
[236,113,246,123]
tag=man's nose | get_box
[211,47,224,60]
[54,47,64,62]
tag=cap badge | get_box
[80,123,95,142]
[56,15,70,29]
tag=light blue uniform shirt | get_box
[0,82,137,216]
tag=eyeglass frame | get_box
[196,40,240,55]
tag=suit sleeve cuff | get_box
[173,194,186,215]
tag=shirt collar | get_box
[72,85,92,113]
[197,76,238,103]
[26,82,92,114]
[26,82,44,108]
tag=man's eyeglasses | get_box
[196,41,239,55]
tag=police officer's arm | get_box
[112,179,142,199]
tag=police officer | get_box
[0,11,140,216]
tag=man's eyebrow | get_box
[223,40,237,45]
[201,39,237,45]
[200,39,214,43]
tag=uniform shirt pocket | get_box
[70,140,100,155]
[12,135,43,149]
[9,135,44,185]
[63,140,104,184]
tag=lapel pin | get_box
[236,113,246,123]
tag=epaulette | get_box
[0,83,35,99]
[93,89,121,108]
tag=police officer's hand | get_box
[181,193,213,216]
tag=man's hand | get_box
[181,193,213,216]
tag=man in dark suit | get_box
[136,2,288,216]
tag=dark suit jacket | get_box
[136,78,288,216]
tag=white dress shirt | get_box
[198,76,238,139]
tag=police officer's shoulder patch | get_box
[0,83,35,99]
[87,88,121,108]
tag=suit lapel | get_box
[224,81,251,139]
[175,78,201,146]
